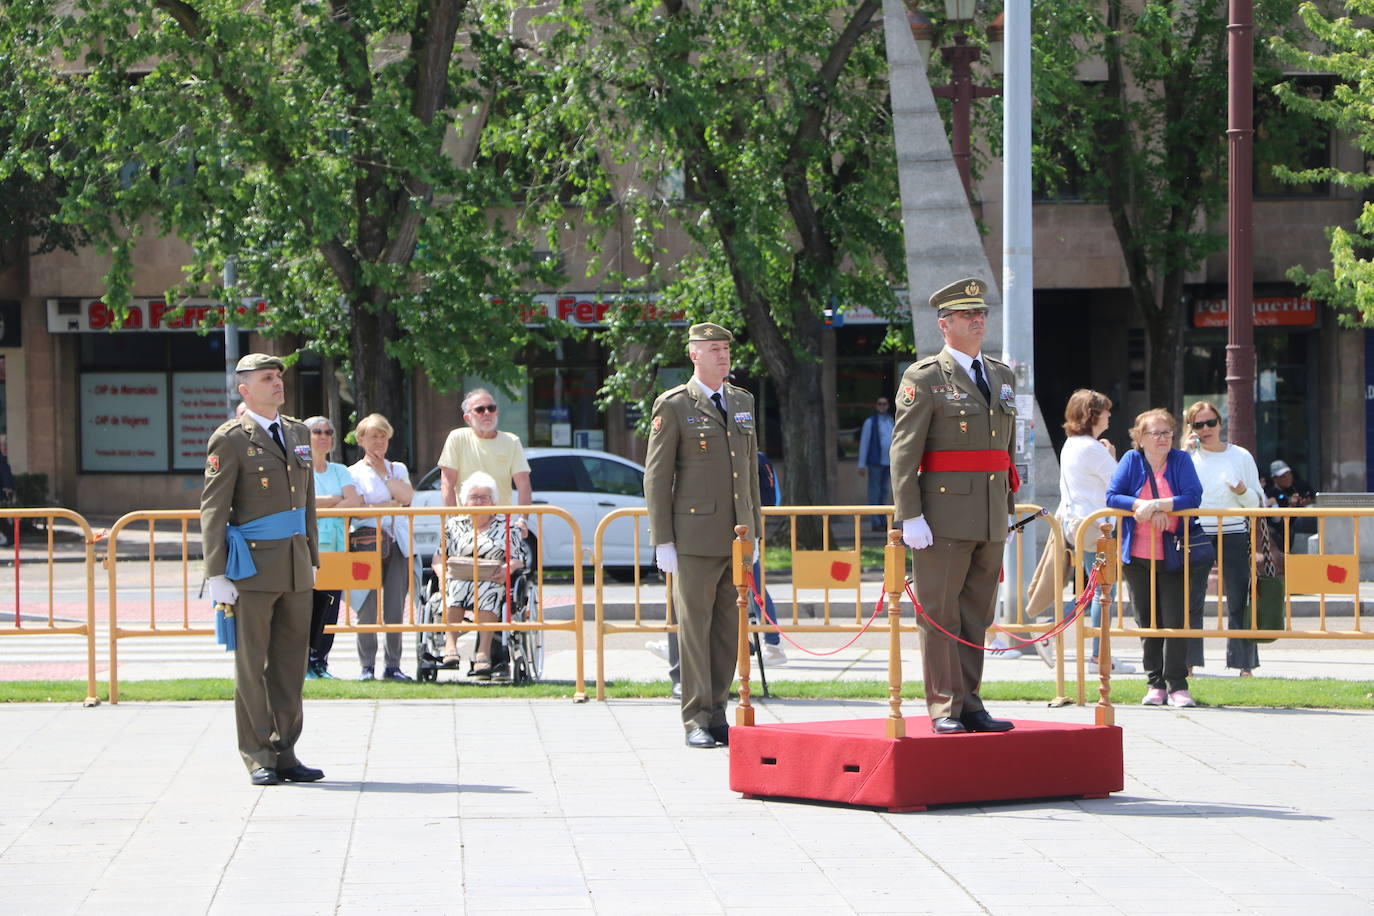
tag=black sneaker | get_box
[381,667,413,682]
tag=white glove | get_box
[656,543,678,574]
[902,516,933,550]
[1006,514,1017,543]
[753,538,760,560]
[312,567,318,586]
[208,575,239,605]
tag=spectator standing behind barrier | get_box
[0,435,15,547]
[434,471,531,680]
[303,416,362,680]
[200,353,323,787]
[1025,389,1134,673]
[1185,401,1264,676]
[1105,408,1204,708]
[437,389,532,534]
[1264,458,1316,549]
[857,396,894,532]
[891,277,1019,736]
[644,322,762,749]
[348,413,415,682]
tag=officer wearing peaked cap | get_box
[889,278,1020,736]
[201,352,322,785]
[643,322,762,748]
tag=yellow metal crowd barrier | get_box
[0,509,100,706]
[592,504,923,700]
[104,505,585,703]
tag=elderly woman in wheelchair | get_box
[433,471,531,680]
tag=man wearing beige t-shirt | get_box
[437,389,533,528]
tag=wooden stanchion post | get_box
[1094,520,1117,727]
[885,528,906,739]
[734,524,755,727]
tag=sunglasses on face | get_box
[1191,418,1220,430]
[469,404,498,415]
[311,428,335,436]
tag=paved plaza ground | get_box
[3,630,1374,915]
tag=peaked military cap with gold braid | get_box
[929,277,989,312]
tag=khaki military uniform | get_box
[644,377,762,732]
[890,348,1016,720]
[202,414,319,772]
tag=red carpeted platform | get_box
[729,717,1122,812]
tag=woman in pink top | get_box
[1105,409,1205,708]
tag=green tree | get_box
[1271,1,1374,321]
[0,1,561,433]
[1031,0,1301,412]
[538,0,906,523]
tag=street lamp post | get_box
[908,2,1003,201]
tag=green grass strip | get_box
[3,677,1371,708]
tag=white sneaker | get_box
[761,643,788,666]
[644,640,670,661]
[1088,658,1138,674]
[987,644,1023,660]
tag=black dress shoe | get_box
[931,717,968,735]
[685,727,718,748]
[708,724,729,746]
[959,710,1015,733]
[249,766,279,786]
[278,764,325,782]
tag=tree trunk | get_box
[349,296,409,461]
[773,355,827,547]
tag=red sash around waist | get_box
[919,449,1020,492]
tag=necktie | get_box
[711,392,728,425]
[972,358,992,404]
[269,421,288,457]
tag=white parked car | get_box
[410,447,654,576]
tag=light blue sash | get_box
[225,507,307,580]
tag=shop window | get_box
[1255,76,1334,199]
[1033,81,1106,204]
[77,330,249,472]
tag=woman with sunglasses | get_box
[1106,409,1204,707]
[303,416,362,679]
[1184,401,1264,676]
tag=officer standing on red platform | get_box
[890,279,1018,735]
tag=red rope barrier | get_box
[741,560,1101,657]
[742,570,888,656]
[905,564,1101,652]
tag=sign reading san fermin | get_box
[46,297,269,333]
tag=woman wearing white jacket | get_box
[1184,401,1264,675]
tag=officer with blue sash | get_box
[202,353,322,786]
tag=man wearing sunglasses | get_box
[437,388,533,532]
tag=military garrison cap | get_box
[687,322,734,342]
[929,277,990,312]
[235,353,285,373]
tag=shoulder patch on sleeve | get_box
[651,416,663,434]
[206,454,220,475]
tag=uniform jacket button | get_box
[960,410,966,416]
[689,508,696,514]
[939,487,947,493]
[989,474,995,480]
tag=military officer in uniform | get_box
[202,353,324,785]
[644,322,762,748]
[890,279,1019,735]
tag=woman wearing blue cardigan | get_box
[1105,408,1205,707]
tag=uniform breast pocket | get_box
[675,497,717,516]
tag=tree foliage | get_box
[0,0,562,439]
[1030,0,1302,413]
[1272,0,1374,322]
[536,0,906,520]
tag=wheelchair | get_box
[415,565,543,684]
